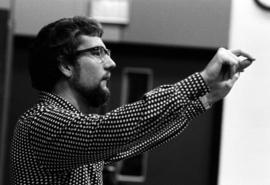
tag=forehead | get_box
[76,35,105,50]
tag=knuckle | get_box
[218,47,226,52]
[224,82,232,90]
[217,47,227,56]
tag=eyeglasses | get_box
[74,46,111,59]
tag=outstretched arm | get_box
[29,48,255,170]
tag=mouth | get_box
[101,74,111,89]
[102,73,111,81]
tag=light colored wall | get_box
[14,0,123,41]
[13,0,231,48]
[123,0,231,48]
[14,0,88,35]
[218,0,270,185]
[0,0,9,9]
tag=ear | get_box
[57,56,73,78]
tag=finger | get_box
[237,59,253,72]
[223,72,240,89]
[227,49,241,63]
[233,72,240,82]
[231,49,256,61]
[231,72,240,86]
[227,50,241,77]
[218,49,238,78]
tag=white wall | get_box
[218,0,270,185]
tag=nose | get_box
[104,56,116,70]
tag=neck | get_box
[52,81,92,114]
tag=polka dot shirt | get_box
[10,73,209,185]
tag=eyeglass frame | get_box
[73,46,111,61]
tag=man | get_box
[10,16,254,185]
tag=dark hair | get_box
[28,16,103,91]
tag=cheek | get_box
[80,64,103,83]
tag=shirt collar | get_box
[39,91,79,113]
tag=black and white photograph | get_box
[0,0,268,185]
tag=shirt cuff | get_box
[179,72,210,100]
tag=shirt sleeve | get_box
[29,72,209,171]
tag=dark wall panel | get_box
[0,9,9,136]
[0,8,10,185]
[107,43,221,185]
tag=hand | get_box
[200,48,255,105]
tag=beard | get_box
[71,77,110,108]
[84,84,110,107]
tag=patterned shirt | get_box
[10,73,209,185]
